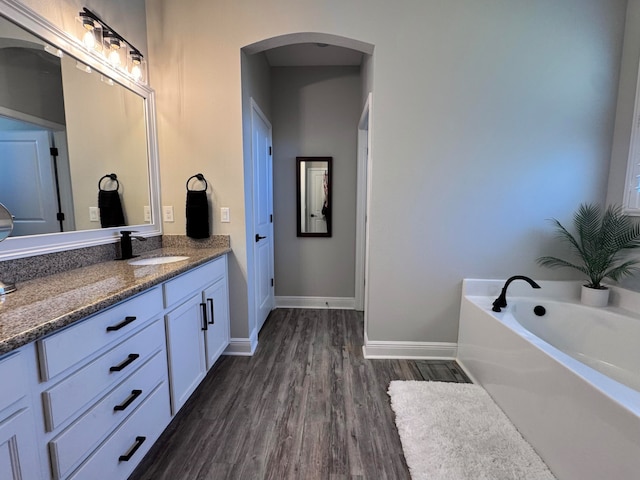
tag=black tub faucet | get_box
[119,230,147,260]
[492,275,540,312]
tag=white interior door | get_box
[0,129,60,236]
[306,167,327,233]
[251,99,274,332]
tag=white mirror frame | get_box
[0,0,161,261]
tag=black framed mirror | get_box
[296,156,332,237]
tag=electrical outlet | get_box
[89,206,99,222]
[163,206,174,222]
[221,207,230,223]
[144,206,151,222]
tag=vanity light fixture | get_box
[75,7,146,84]
[77,10,101,52]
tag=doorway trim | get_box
[355,93,372,313]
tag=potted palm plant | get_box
[537,203,640,306]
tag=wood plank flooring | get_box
[130,309,470,480]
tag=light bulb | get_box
[131,64,142,81]
[108,49,121,67]
[82,30,95,49]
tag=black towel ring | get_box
[98,173,119,191]
[186,173,208,192]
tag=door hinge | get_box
[50,147,59,156]
[271,278,274,287]
[269,146,272,156]
[56,212,65,221]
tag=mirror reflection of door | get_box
[0,122,75,236]
[306,167,327,233]
[297,156,332,237]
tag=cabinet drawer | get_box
[163,257,226,307]
[68,381,171,480]
[0,352,28,414]
[38,287,163,381]
[49,351,167,479]
[43,319,165,432]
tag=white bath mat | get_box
[387,381,556,480]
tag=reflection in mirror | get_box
[0,12,150,238]
[0,202,16,294]
[297,156,332,237]
[0,202,13,241]
[0,0,160,261]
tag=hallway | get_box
[131,309,468,479]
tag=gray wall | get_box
[146,0,627,345]
[271,66,361,299]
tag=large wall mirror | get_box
[297,156,332,237]
[0,0,160,260]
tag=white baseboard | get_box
[275,296,355,309]
[223,328,258,356]
[362,339,457,359]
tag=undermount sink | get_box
[128,256,190,266]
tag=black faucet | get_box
[119,230,147,260]
[492,275,541,312]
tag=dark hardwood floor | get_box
[130,309,469,480]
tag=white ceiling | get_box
[263,43,364,67]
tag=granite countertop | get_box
[0,246,231,356]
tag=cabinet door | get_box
[0,408,41,480]
[202,278,230,370]
[165,295,207,414]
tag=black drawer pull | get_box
[113,389,143,411]
[109,354,140,372]
[118,436,146,462]
[106,316,137,332]
[201,303,208,331]
[207,298,215,324]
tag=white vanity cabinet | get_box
[0,252,229,479]
[36,287,171,480]
[0,348,41,480]
[164,256,230,414]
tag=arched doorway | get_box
[241,32,373,341]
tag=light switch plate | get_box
[89,207,99,222]
[221,207,230,223]
[144,206,151,222]
[163,206,174,222]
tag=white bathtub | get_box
[457,279,640,480]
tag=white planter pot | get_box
[581,285,609,307]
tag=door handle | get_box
[109,353,139,372]
[106,316,137,332]
[201,302,208,331]
[255,234,266,242]
[207,298,215,324]
[118,436,146,462]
